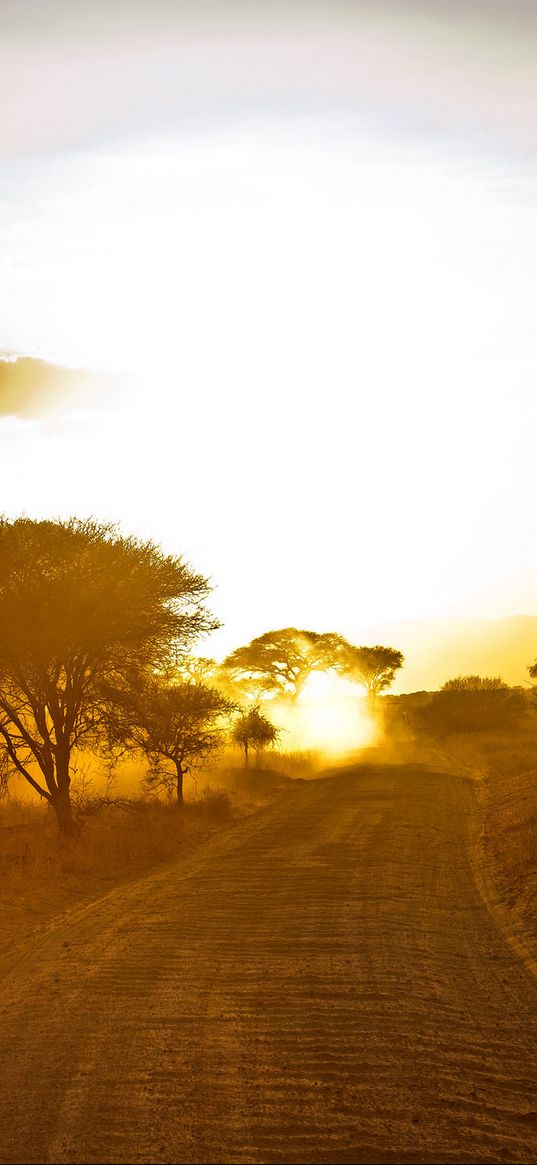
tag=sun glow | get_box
[271,672,377,757]
[1,123,536,650]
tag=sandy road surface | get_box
[1,765,537,1165]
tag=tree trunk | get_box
[52,787,81,838]
[175,762,185,806]
[365,684,377,714]
[244,741,249,769]
[52,746,81,838]
[293,672,309,700]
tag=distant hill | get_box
[363,615,537,693]
[0,357,123,417]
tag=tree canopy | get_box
[174,656,218,686]
[221,628,348,701]
[337,644,404,702]
[231,705,279,767]
[108,676,233,804]
[0,517,217,832]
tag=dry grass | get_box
[198,748,321,813]
[205,746,320,780]
[0,749,310,958]
[0,787,234,954]
[256,749,321,777]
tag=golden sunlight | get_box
[274,671,377,756]
[2,6,537,1163]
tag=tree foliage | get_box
[221,628,348,701]
[108,676,233,804]
[0,518,217,832]
[231,705,279,767]
[337,644,404,701]
[171,654,218,686]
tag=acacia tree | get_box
[231,705,279,768]
[221,628,348,701]
[338,644,404,706]
[0,518,217,835]
[173,655,217,686]
[109,678,233,805]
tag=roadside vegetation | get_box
[385,676,537,953]
[0,513,406,951]
[0,789,233,953]
[8,512,537,965]
[0,516,402,834]
[0,749,322,953]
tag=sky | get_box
[0,0,536,660]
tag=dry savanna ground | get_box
[1,736,537,1162]
[381,695,537,954]
[0,790,233,954]
[415,718,537,965]
[0,751,309,954]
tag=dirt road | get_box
[1,765,537,1164]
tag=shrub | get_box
[421,675,527,734]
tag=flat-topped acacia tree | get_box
[221,628,348,702]
[0,517,217,835]
[337,644,404,706]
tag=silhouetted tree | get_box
[0,518,216,834]
[109,677,233,804]
[222,628,348,701]
[338,644,404,705]
[422,675,526,733]
[231,705,279,768]
[173,655,218,686]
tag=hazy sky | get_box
[1,1,536,655]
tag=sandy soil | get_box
[0,763,537,1164]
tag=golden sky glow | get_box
[0,2,536,667]
[276,672,378,756]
